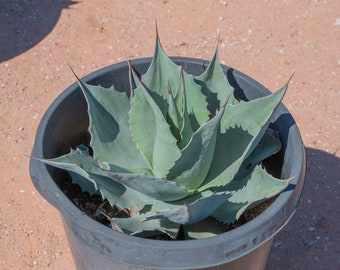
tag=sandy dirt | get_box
[0,0,339,269]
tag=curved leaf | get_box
[113,213,180,239]
[99,166,192,201]
[212,165,290,223]
[172,68,195,149]
[141,35,209,131]
[37,147,154,209]
[68,172,99,195]
[200,82,289,190]
[129,81,181,178]
[183,217,225,239]
[148,191,230,225]
[77,78,149,173]
[195,46,236,116]
[183,72,210,130]
[128,60,141,99]
[141,35,180,100]
[167,107,225,190]
[234,131,282,181]
[167,85,181,140]
[198,125,253,191]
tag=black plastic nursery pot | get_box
[30,58,306,270]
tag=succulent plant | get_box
[40,35,291,239]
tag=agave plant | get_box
[40,35,291,239]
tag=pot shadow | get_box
[266,147,340,270]
[0,0,77,63]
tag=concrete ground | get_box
[0,0,339,269]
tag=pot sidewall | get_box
[29,58,306,270]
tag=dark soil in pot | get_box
[56,154,278,240]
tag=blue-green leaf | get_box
[234,131,282,181]
[223,83,288,160]
[175,68,194,149]
[77,78,149,173]
[68,172,99,195]
[212,165,290,223]
[141,36,209,131]
[38,147,154,209]
[195,46,236,116]
[183,72,210,131]
[199,82,288,190]
[129,81,181,178]
[167,107,225,190]
[198,125,252,191]
[148,191,230,225]
[99,166,192,201]
[113,213,180,238]
[141,35,180,100]
[167,85,181,140]
[183,217,226,239]
[128,60,141,99]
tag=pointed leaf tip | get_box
[67,64,79,80]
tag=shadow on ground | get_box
[267,147,340,270]
[0,0,77,63]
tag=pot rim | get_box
[30,57,306,267]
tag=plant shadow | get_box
[0,0,77,63]
[266,147,340,269]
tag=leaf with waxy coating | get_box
[128,60,140,99]
[234,131,282,181]
[141,35,210,131]
[113,213,180,239]
[129,80,181,178]
[38,147,155,209]
[141,34,180,100]
[195,46,236,116]
[199,82,288,191]
[76,78,149,174]
[40,36,293,239]
[167,85,181,140]
[174,69,194,149]
[183,217,226,239]
[212,165,290,223]
[99,166,192,201]
[148,191,230,225]
[167,106,225,190]
[68,172,99,195]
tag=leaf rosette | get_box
[41,35,291,239]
